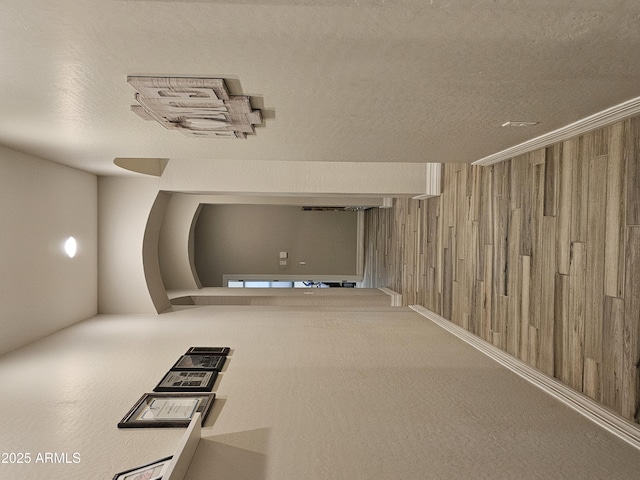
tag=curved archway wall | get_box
[99,160,430,314]
[158,194,204,291]
[154,160,431,305]
[143,191,173,314]
[98,176,170,314]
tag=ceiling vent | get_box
[501,121,539,127]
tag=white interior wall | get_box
[160,158,428,196]
[142,191,173,313]
[159,194,202,291]
[159,194,381,292]
[194,204,358,287]
[0,146,97,355]
[98,176,162,314]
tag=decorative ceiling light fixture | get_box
[127,76,263,138]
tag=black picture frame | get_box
[186,346,230,356]
[153,369,218,392]
[112,456,173,480]
[117,392,215,428]
[172,354,226,372]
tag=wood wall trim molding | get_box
[356,210,365,277]
[378,287,402,306]
[413,162,442,200]
[410,305,640,452]
[473,95,640,166]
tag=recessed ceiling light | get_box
[501,121,539,127]
[64,236,77,258]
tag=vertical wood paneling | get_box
[544,143,561,216]
[604,122,626,297]
[529,162,545,331]
[626,117,640,226]
[539,216,556,376]
[584,358,601,401]
[584,155,608,371]
[595,125,610,156]
[469,220,480,334]
[362,113,640,424]
[493,167,509,298]
[483,245,493,343]
[520,255,531,363]
[510,154,527,210]
[622,227,640,421]
[481,166,494,247]
[520,157,534,256]
[556,138,577,275]
[529,325,539,369]
[507,208,522,358]
[433,194,448,315]
[568,241,586,392]
[496,295,508,350]
[554,273,569,382]
[443,234,453,320]
[572,134,591,242]
[603,295,624,412]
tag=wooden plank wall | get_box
[362,116,640,424]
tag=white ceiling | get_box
[2,0,640,175]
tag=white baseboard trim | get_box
[379,287,402,306]
[472,95,640,166]
[410,304,640,452]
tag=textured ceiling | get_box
[1,0,640,175]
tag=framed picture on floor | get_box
[153,369,218,392]
[172,354,226,372]
[186,346,230,356]
[118,392,215,428]
[112,456,172,480]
